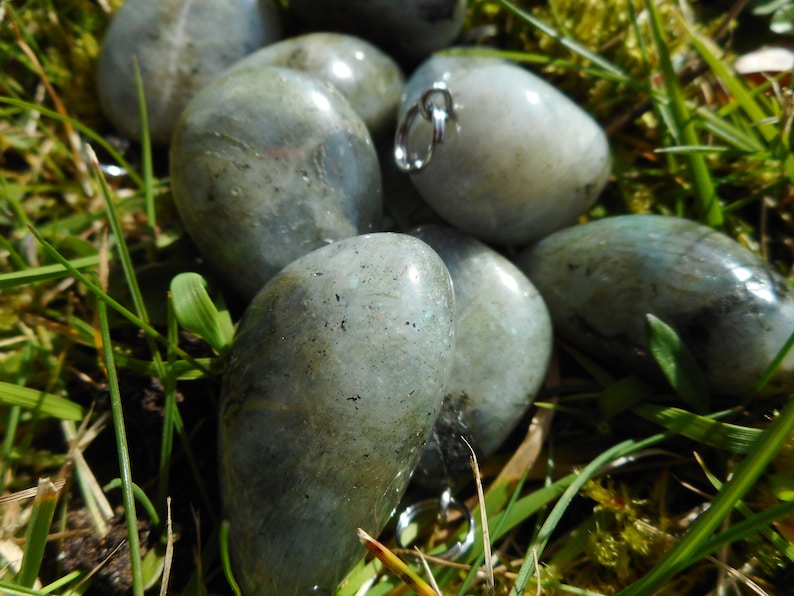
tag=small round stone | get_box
[219,232,456,594]
[408,225,553,487]
[170,67,382,300]
[97,0,283,144]
[403,62,611,245]
[227,32,405,140]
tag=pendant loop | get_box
[394,487,476,561]
[394,83,455,174]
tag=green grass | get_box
[2,0,794,594]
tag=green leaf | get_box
[0,382,85,420]
[170,272,235,356]
[645,314,709,413]
[633,403,762,453]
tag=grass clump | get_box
[2,1,794,595]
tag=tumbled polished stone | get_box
[98,0,283,144]
[170,66,382,300]
[408,225,553,487]
[219,233,456,594]
[401,62,611,245]
[517,214,794,397]
[227,32,404,140]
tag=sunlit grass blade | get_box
[491,0,627,78]
[0,255,101,289]
[0,382,84,420]
[643,0,722,226]
[357,528,440,596]
[97,299,144,596]
[633,403,761,453]
[618,396,794,594]
[170,272,234,356]
[17,478,61,588]
[696,453,794,563]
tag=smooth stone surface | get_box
[219,233,456,594]
[170,67,382,300]
[98,0,283,144]
[398,51,505,119]
[288,0,468,63]
[408,225,553,487]
[226,33,404,140]
[517,214,794,397]
[403,62,611,245]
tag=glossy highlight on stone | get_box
[98,0,283,144]
[517,214,794,397]
[227,33,405,140]
[170,66,382,300]
[219,233,456,594]
[402,62,611,245]
[408,226,553,487]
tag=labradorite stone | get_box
[226,32,404,140]
[408,225,553,487]
[403,62,611,245]
[170,67,382,300]
[98,0,283,144]
[219,233,456,594]
[517,214,794,397]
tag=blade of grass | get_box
[16,477,60,588]
[618,396,794,595]
[97,299,144,596]
[103,479,161,527]
[0,382,84,420]
[219,521,242,596]
[491,0,628,78]
[633,403,761,453]
[643,0,722,226]
[357,528,440,596]
[0,406,21,495]
[131,58,156,238]
[695,453,794,563]
[157,297,179,510]
[0,255,102,289]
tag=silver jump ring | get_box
[394,487,475,561]
[394,83,455,174]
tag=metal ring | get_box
[394,489,476,561]
[394,83,454,174]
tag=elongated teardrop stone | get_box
[219,233,456,594]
